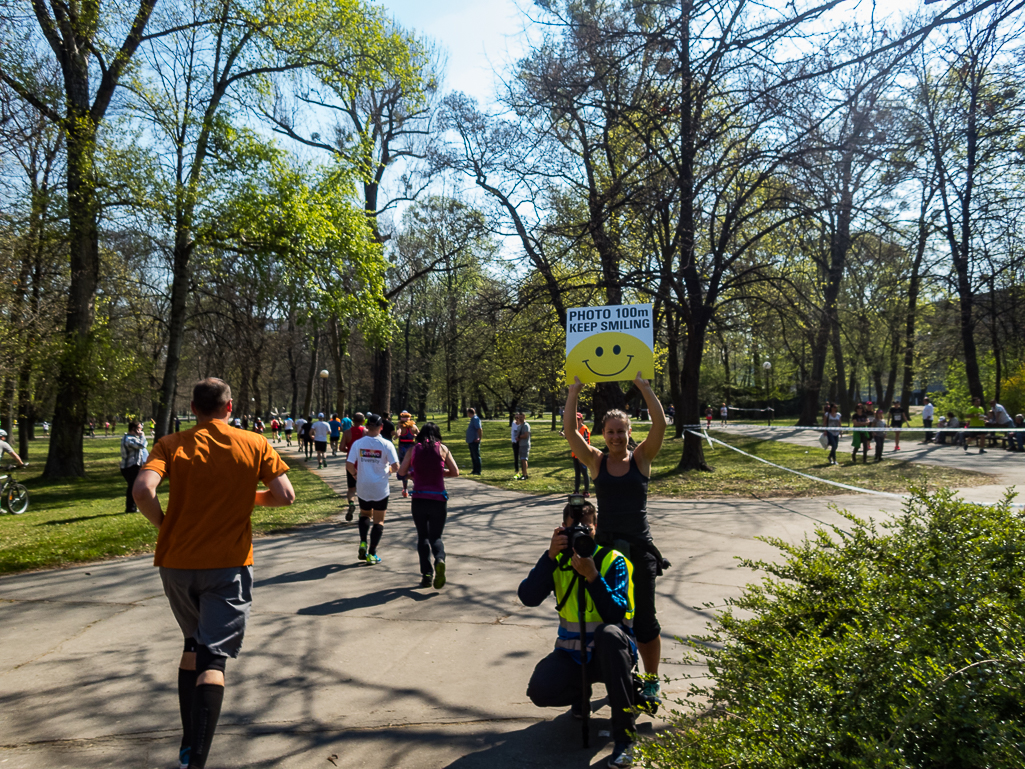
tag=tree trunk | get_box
[666,306,683,439]
[155,229,192,439]
[18,359,33,460]
[900,186,933,407]
[45,123,100,479]
[328,316,348,416]
[370,346,392,414]
[677,313,711,472]
[302,328,319,417]
[831,325,850,417]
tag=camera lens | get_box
[572,533,596,558]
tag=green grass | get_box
[0,434,342,575]
[429,415,991,500]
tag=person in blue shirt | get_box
[519,501,637,767]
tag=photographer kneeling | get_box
[518,499,637,768]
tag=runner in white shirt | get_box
[311,413,331,468]
[346,413,399,565]
[284,416,294,446]
[293,416,306,452]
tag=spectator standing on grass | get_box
[824,404,842,466]
[465,408,483,476]
[888,398,907,451]
[921,397,935,443]
[720,402,728,427]
[119,421,148,514]
[510,415,521,477]
[966,396,987,454]
[871,408,887,461]
[133,378,294,769]
[515,412,531,480]
[705,406,713,428]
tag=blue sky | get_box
[377,0,530,104]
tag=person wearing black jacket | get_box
[519,502,637,768]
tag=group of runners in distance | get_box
[127,371,667,769]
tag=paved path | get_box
[1,437,1020,768]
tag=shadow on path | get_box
[254,562,363,588]
[298,586,436,615]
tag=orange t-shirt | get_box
[571,425,591,459]
[143,419,289,569]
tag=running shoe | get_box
[358,542,367,560]
[895,445,900,451]
[366,553,381,565]
[980,448,986,454]
[638,677,662,715]
[178,747,190,769]
[513,474,522,480]
[420,574,432,588]
[346,502,355,522]
[401,489,408,498]
[608,741,635,767]
[433,561,446,589]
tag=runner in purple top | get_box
[398,422,459,589]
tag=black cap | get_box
[365,413,383,427]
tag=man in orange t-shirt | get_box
[134,378,294,769]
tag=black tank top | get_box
[594,453,651,544]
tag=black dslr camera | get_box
[563,493,596,558]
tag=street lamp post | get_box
[763,361,772,426]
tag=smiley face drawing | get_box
[565,332,654,384]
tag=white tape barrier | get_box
[690,429,1024,509]
[690,429,909,500]
[681,424,1025,433]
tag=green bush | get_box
[1001,362,1025,418]
[641,489,1025,768]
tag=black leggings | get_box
[573,457,589,494]
[512,442,520,472]
[411,498,447,575]
[120,465,140,512]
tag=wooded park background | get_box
[1,0,1024,477]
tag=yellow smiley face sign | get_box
[565,304,654,384]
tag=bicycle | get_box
[0,464,29,515]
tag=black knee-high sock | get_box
[358,515,371,542]
[188,684,224,769]
[369,523,384,554]
[178,668,198,751]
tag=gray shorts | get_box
[159,565,253,659]
[518,442,530,461]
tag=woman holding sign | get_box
[563,372,667,710]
